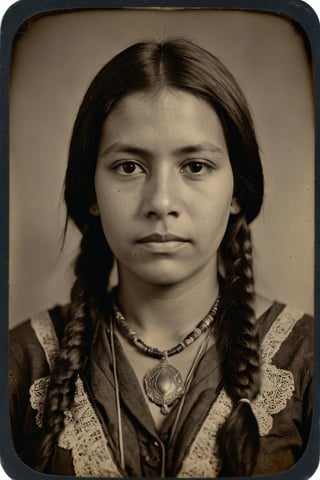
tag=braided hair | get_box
[216,214,261,476]
[39,39,264,475]
[38,219,113,471]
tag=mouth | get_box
[136,233,191,253]
[136,233,190,244]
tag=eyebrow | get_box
[174,143,224,156]
[100,142,224,157]
[100,143,151,157]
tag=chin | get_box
[133,263,193,287]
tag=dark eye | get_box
[188,162,204,173]
[122,162,137,174]
[114,161,144,175]
[180,161,213,176]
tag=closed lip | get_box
[136,233,190,243]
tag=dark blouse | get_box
[9,302,313,477]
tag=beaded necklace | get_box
[112,292,221,414]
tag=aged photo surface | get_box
[8,7,314,478]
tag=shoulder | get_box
[10,304,68,345]
[9,305,68,380]
[257,299,313,346]
[257,300,313,384]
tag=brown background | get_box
[9,9,315,327]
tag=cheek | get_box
[96,178,128,218]
[95,190,127,244]
[195,181,233,239]
[198,202,230,235]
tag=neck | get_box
[115,263,220,348]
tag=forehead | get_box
[99,88,227,150]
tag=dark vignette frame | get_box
[0,1,319,479]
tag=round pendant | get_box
[144,360,185,414]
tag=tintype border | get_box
[0,1,319,479]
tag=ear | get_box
[89,202,100,216]
[230,197,241,215]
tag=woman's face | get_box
[94,88,235,287]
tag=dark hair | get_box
[40,38,264,476]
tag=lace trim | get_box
[29,311,122,477]
[177,305,303,478]
[31,311,59,369]
[30,312,59,427]
[29,377,50,428]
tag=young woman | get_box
[9,38,313,478]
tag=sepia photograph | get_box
[1,2,318,479]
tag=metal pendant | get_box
[143,358,185,414]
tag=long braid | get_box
[216,214,261,476]
[38,218,113,472]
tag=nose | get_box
[142,166,180,219]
